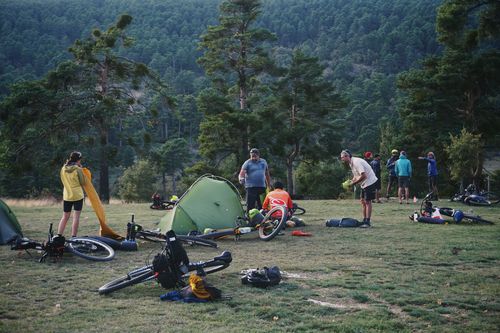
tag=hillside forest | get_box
[0,0,499,201]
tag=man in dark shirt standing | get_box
[370,154,382,203]
[385,149,399,200]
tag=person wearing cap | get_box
[385,149,399,200]
[370,154,382,203]
[238,148,271,212]
[340,149,378,227]
[418,152,438,199]
[395,150,412,204]
[57,151,87,237]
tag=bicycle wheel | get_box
[66,238,115,261]
[293,206,306,215]
[462,213,494,225]
[98,266,154,295]
[258,206,287,241]
[177,235,218,248]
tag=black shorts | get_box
[398,176,410,188]
[63,199,83,213]
[374,179,381,191]
[361,183,376,201]
[388,175,398,187]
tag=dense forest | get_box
[0,0,498,200]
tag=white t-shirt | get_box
[350,157,378,188]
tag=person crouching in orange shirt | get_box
[262,181,294,220]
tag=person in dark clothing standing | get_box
[385,149,399,200]
[418,152,439,199]
[370,154,382,203]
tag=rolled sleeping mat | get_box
[416,216,446,224]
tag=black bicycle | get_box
[11,223,115,262]
[413,192,494,225]
[150,193,177,210]
[98,231,231,295]
[123,214,218,248]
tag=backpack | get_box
[241,266,281,288]
[46,235,66,258]
[152,230,189,289]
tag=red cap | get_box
[364,151,373,159]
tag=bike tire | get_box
[293,206,306,215]
[183,260,230,278]
[66,238,115,261]
[177,235,218,248]
[99,266,154,295]
[258,206,287,241]
[462,213,494,225]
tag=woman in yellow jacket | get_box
[57,151,86,237]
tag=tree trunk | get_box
[286,161,294,195]
[99,125,110,204]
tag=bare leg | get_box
[405,188,410,204]
[361,199,367,219]
[398,187,403,203]
[364,200,372,219]
[58,212,71,235]
[71,210,82,237]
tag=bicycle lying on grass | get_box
[194,206,288,242]
[450,184,500,206]
[98,230,231,295]
[150,192,177,210]
[10,223,115,262]
[122,214,218,248]
[411,192,494,225]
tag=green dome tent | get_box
[159,175,245,235]
[0,199,23,245]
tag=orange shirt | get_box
[262,189,293,216]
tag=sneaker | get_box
[359,223,371,228]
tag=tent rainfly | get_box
[159,175,245,235]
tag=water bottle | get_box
[239,227,252,234]
[413,211,418,222]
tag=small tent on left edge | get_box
[0,199,23,245]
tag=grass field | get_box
[1,199,499,333]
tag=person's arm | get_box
[238,162,247,184]
[352,172,367,185]
[265,167,271,188]
[262,194,270,210]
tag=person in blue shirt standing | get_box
[418,152,438,200]
[239,148,271,212]
[395,151,412,204]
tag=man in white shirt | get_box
[340,149,378,227]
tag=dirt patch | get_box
[307,298,370,310]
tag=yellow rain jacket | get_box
[60,165,86,201]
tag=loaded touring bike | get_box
[10,223,115,262]
[98,230,231,295]
[411,192,494,225]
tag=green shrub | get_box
[295,159,347,199]
[116,159,157,202]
